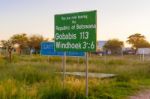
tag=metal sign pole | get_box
[104,51,107,64]
[63,52,66,89]
[121,47,123,57]
[85,52,88,97]
[48,56,50,62]
[78,56,80,65]
[142,50,145,62]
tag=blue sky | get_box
[0,0,150,45]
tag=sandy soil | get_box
[130,90,150,99]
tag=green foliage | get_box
[0,40,14,62]
[28,35,48,53]
[11,66,48,84]
[1,33,48,55]
[0,55,149,98]
[107,59,126,65]
[127,33,150,49]
[10,33,28,54]
[104,39,124,54]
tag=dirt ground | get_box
[130,90,150,99]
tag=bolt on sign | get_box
[55,10,97,52]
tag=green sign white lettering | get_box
[55,10,97,52]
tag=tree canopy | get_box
[10,33,28,54]
[127,33,150,50]
[0,40,14,62]
[104,39,124,54]
[1,33,49,55]
[28,35,48,53]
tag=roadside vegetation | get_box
[0,54,150,99]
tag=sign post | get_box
[55,10,97,97]
[142,50,145,62]
[85,52,88,96]
[63,52,66,89]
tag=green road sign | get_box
[55,10,97,52]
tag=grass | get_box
[0,54,150,98]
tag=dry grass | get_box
[0,54,149,98]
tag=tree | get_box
[28,35,48,54]
[10,33,28,54]
[0,40,14,62]
[127,33,150,50]
[104,39,124,54]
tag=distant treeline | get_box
[0,33,50,61]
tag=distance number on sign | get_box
[80,32,89,39]
[82,41,95,49]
